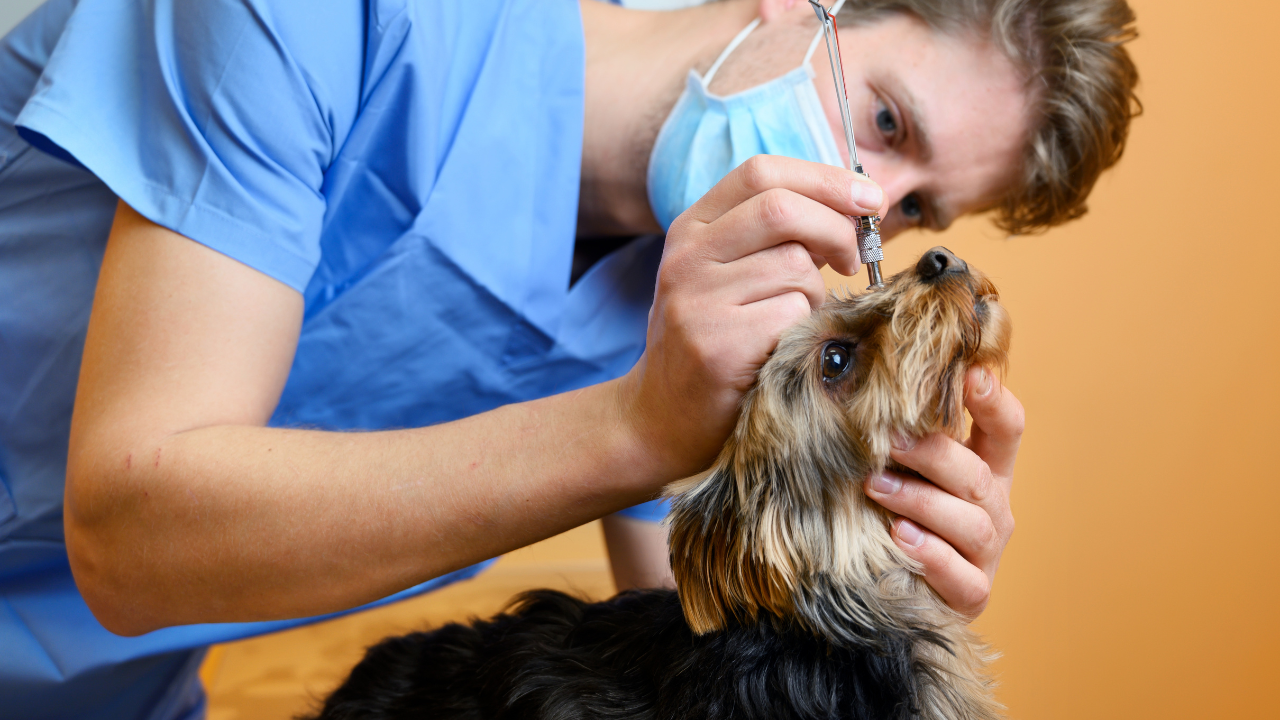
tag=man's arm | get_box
[66,202,662,635]
[603,514,674,591]
[68,158,882,636]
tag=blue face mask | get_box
[646,4,846,232]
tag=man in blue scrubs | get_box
[0,0,1137,716]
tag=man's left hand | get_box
[864,365,1025,619]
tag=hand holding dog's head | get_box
[667,247,1010,645]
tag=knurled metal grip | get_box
[856,216,884,264]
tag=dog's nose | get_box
[915,247,968,281]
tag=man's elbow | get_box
[64,468,165,637]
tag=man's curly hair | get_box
[838,0,1141,234]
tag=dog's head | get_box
[667,247,1011,644]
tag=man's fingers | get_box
[890,433,996,509]
[692,154,885,220]
[678,155,884,275]
[865,470,1001,566]
[963,366,1025,483]
[712,242,828,309]
[698,188,862,272]
[889,433,1013,542]
[889,518,991,619]
[868,369,1024,620]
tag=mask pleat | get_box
[646,32,843,231]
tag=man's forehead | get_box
[881,24,1030,226]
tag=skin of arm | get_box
[602,514,675,591]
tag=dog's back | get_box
[309,588,926,720]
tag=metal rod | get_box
[808,0,886,290]
[815,8,860,168]
[867,258,883,287]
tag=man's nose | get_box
[915,246,968,281]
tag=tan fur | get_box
[666,248,1012,720]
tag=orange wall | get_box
[818,1,1280,716]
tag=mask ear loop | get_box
[702,17,761,87]
[706,0,849,87]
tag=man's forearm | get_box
[66,379,658,635]
[602,513,675,591]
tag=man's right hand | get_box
[616,154,885,481]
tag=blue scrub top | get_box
[0,0,668,717]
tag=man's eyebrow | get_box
[888,77,933,165]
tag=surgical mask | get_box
[646,0,847,231]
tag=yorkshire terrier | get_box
[306,246,1011,720]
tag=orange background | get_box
[200,1,1280,717]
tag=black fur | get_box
[305,589,928,720]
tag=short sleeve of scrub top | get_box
[16,0,356,291]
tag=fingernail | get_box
[852,180,884,212]
[895,518,926,547]
[869,473,901,495]
[973,367,993,397]
[891,432,916,452]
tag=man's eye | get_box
[900,193,923,224]
[875,102,897,136]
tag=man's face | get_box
[708,11,1031,240]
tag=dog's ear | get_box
[666,330,869,634]
[666,408,806,633]
[664,464,746,633]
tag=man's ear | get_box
[757,0,808,23]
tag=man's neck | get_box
[577,0,758,237]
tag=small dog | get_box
[307,247,1011,720]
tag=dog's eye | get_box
[822,343,851,381]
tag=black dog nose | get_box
[915,247,967,281]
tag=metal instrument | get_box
[808,0,885,290]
